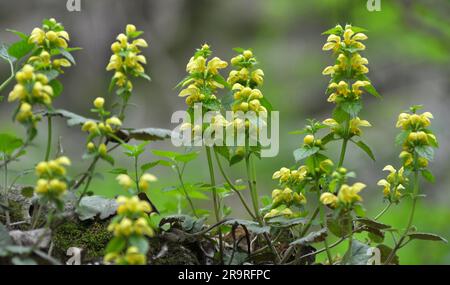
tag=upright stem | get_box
[44,116,53,161]
[213,149,256,219]
[205,146,223,263]
[385,156,420,264]
[245,152,260,221]
[76,155,100,205]
[338,138,348,167]
[0,59,14,93]
[175,164,198,218]
[134,155,140,191]
[3,155,11,226]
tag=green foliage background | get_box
[0,0,449,264]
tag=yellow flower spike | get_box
[116,174,133,189]
[118,218,133,236]
[320,192,338,208]
[93,97,105,109]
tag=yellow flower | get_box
[126,24,136,35]
[98,143,108,156]
[320,192,338,208]
[272,167,291,182]
[251,69,264,85]
[125,246,146,265]
[116,174,133,189]
[352,80,371,97]
[337,182,366,204]
[207,57,228,74]
[349,117,371,136]
[138,173,157,191]
[106,116,122,127]
[322,34,341,52]
[186,56,206,74]
[377,179,391,197]
[29,28,46,45]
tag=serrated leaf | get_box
[290,228,328,246]
[340,101,362,117]
[356,218,391,230]
[363,84,381,98]
[421,169,435,183]
[0,133,23,155]
[407,232,447,243]
[49,79,63,97]
[225,219,269,235]
[342,239,371,265]
[58,47,76,65]
[7,39,34,60]
[351,139,375,161]
[293,146,320,162]
[76,196,117,220]
[415,145,434,161]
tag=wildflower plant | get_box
[0,19,446,266]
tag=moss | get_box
[0,200,26,229]
[53,219,112,262]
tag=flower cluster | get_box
[34,156,71,208]
[104,196,155,265]
[81,97,122,157]
[377,165,407,203]
[8,65,53,124]
[323,117,371,137]
[116,173,157,193]
[229,49,267,114]
[320,182,366,209]
[272,166,308,187]
[321,24,375,139]
[396,108,438,169]
[178,44,228,108]
[28,50,71,74]
[107,24,149,92]
[29,18,70,49]
[264,187,307,220]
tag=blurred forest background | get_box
[0,0,449,264]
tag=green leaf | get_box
[58,47,76,65]
[340,101,362,117]
[259,97,273,112]
[415,145,434,161]
[342,239,371,265]
[76,196,117,220]
[290,228,328,246]
[332,106,349,123]
[127,128,172,141]
[108,168,128,175]
[327,215,352,238]
[141,161,160,172]
[407,232,447,243]
[174,151,199,163]
[350,26,369,33]
[356,218,391,230]
[421,169,435,183]
[139,72,151,81]
[49,79,63,97]
[351,139,375,161]
[7,39,34,60]
[363,84,381,98]
[6,29,29,40]
[105,236,126,254]
[39,69,60,81]
[322,26,344,35]
[0,133,23,155]
[395,131,409,146]
[293,146,320,162]
[225,219,269,235]
[11,257,37,265]
[129,235,149,254]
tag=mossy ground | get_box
[53,219,112,262]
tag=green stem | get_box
[338,138,348,167]
[385,156,420,264]
[175,164,198,218]
[76,155,99,205]
[205,146,223,263]
[3,155,10,226]
[245,152,260,221]
[213,149,256,219]
[134,155,140,191]
[44,116,53,161]
[0,59,14,93]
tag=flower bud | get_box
[126,24,137,35]
[303,135,315,145]
[243,50,253,59]
[99,143,107,156]
[94,97,105,109]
